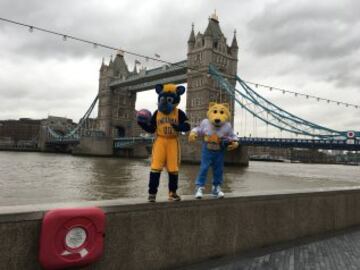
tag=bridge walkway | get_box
[183,227,360,270]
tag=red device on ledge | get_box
[39,207,105,270]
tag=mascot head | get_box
[155,83,185,115]
[207,102,231,128]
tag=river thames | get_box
[0,151,359,206]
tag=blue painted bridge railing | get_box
[46,137,80,145]
[113,136,360,151]
[239,137,360,151]
[113,137,154,149]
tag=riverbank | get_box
[249,157,359,166]
[0,147,39,152]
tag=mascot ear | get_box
[176,85,186,96]
[222,103,230,109]
[209,102,216,109]
[155,84,163,94]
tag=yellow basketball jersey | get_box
[156,108,179,137]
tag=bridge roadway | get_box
[113,136,360,151]
[46,135,360,152]
[241,137,360,151]
[183,227,360,270]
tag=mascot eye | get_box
[159,97,165,103]
[220,111,224,114]
[213,110,218,114]
[167,97,174,103]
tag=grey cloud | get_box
[0,0,202,61]
[0,85,29,98]
[248,0,360,60]
[0,93,97,121]
[324,58,360,88]
[0,0,251,62]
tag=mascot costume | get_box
[188,102,239,199]
[137,83,190,202]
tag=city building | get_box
[41,116,76,135]
[0,118,41,144]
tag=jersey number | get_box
[163,126,174,135]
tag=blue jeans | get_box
[195,143,225,187]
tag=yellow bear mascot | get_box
[189,102,238,199]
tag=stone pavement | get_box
[182,228,360,270]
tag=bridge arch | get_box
[115,126,126,137]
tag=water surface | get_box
[0,152,359,206]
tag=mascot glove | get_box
[188,132,198,142]
[137,119,150,125]
[171,123,181,132]
[227,141,239,151]
[137,116,150,125]
[171,123,189,132]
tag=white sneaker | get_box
[195,186,204,199]
[212,185,224,199]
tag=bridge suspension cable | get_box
[0,17,189,73]
[209,65,359,140]
[47,94,99,139]
[246,81,360,110]
[1,16,359,111]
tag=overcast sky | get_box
[0,0,359,136]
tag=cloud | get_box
[0,0,206,61]
[248,0,360,59]
[247,0,360,90]
[0,56,98,120]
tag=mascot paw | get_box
[171,123,180,132]
[136,109,151,124]
[227,141,239,151]
[188,132,198,142]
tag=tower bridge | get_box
[42,12,359,160]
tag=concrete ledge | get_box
[1,187,360,269]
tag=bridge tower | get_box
[98,57,113,136]
[186,12,238,127]
[98,52,138,138]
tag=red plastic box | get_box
[39,207,105,270]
